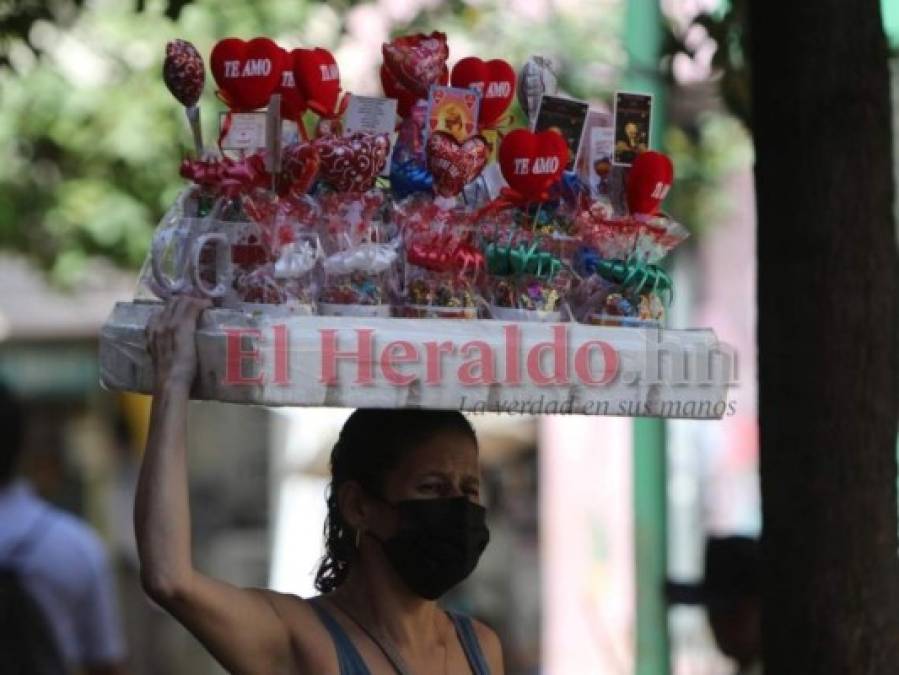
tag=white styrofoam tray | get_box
[100,302,732,419]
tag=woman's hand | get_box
[146,296,211,389]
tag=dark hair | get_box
[314,408,477,594]
[0,381,24,484]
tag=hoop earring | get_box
[354,529,362,549]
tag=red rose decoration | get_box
[450,57,515,129]
[314,133,390,193]
[163,39,205,108]
[426,131,489,198]
[292,47,348,119]
[382,31,449,100]
[210,37,282,110]
[626,151,674,215]
[498,129,569,201]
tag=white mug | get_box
[150,216,231,299]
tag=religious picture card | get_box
[533,95,589,170]
[612,91,653,166]
[427,86,480,143]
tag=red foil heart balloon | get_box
[382,32,449,100]
[498,129,569,201]
[292,47,347,118]
[627,151,674,215]
[163,39,205,108]
[381,63,448,119]
[280,142,320,196]
[426,131,489,197]
[314,133,390,193]
[450,57,515,129]
[277,48,306,120]
[210,37,282,110]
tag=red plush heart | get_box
[627,151,674,215]
[498,129,569,201]
[382,32,449,100]
[280,142,320,196]
[450,57,515,129]
[210,37,282,110]
[292,47,347,119]
[314,132,390,193]
[277,48,306,120]
[163,39,205,108]
[426,131,489,198]
[381,63,447,118]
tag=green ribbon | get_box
[595,257,674,304]
[485,240,563,280]
[486,242,513,275]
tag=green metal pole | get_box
[633,417,669,675]
[623,1,670,674]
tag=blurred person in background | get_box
[136,296,503,674]
[0,382,128,675]
[668,536,762,675]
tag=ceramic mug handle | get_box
[150,224,192,298]
[191,232,231,299]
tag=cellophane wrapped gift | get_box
[562,199,690,326]
[481,226,572,322]
[566,272,666,327]
[398,228,481,319]
[317,190,398,317]
[232,190,323,315]
[486,273,572,322]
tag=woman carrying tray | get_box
[135,296,504,675]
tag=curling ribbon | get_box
[594,256,675,305]
[179,155,270,199]
[390,160,434,200]
[274,240,321,278]
[406,232,485,280]
[324,243,397,275]
[485,240,562,280]
[474,185,553,222]
[573,246,602,276]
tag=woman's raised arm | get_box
[134,297,310,675]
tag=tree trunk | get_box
[751,0,899,672]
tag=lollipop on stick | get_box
[163,39,206,155]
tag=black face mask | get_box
[373,497,490,600]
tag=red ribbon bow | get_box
[406,231,484,280]
[179,154,270,199]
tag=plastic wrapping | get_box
[566,273,665,328]
[399,265,479,319]
[574,208,689,264]
[316,190,399,315]
[397,226,482,319]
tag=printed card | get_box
[533,95,589,170]
[219,111,267,152]
[576,110,611,174]
[612,91,653,166]
[427,86,480,143]
[343,95,398,136]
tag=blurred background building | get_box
[0,0,897,674]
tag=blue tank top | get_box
[310,601,491,675]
